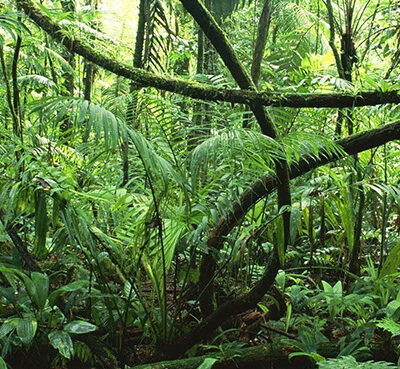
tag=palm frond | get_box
[281,131,345,165]
[190,128,281,190]
[17,74,58,91]
[41,44,75,72]
[0,13,30,42]
[34,97,126,150]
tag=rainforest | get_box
[1,0,400,368]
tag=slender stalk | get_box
[123,0,146,186]
[326,0,345,79]
[308,199,314,272]
[379,144,388,271]
[349,166,365,276]
[12,35,22,130]
[0,47,19,137]
[250,0,272,87]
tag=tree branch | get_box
[15,0,400,109]
[166,120,400,356]
[0,211,42,272]
[136,344,295,369]
[207,120,400,261]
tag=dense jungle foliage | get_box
[2,0,400,368]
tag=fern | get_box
[318,356,397,369]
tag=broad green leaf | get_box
[0,356,7,369]
[64,321,98,335]
[17,318,37,345]
[275,270,286,290]
[380,240,400,278]
[48,330,74,359]
[34,189,48,258]
[31,272,49,310]
[321,281,332,294]
[276,216,285,266]
[48,280,89,305]
[0,319,18,339]
[332,281,342,296]
[285,303,293,332]
[196,358,217,369]
[385,300,400,319]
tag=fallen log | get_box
[131,345,307,369]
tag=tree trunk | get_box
[122,0,147,186]
[251,0,272,87]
